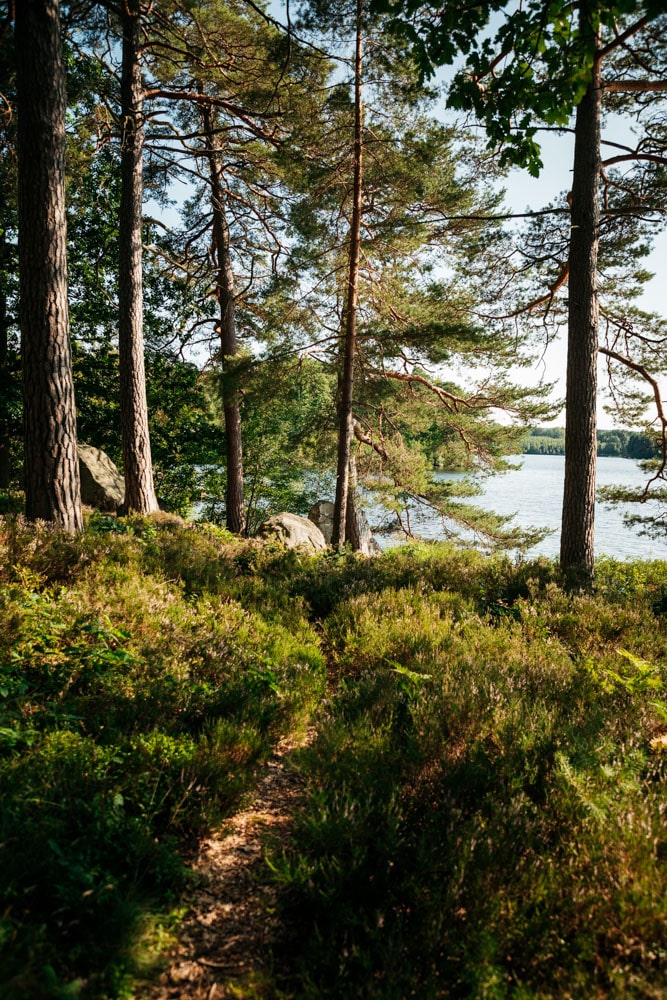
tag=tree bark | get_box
[0,229,10,490]
[560,4,601,585]
[118,2,158,514]
[344,453,363,549]
[332,0,364,548]
[14,0,82,530]
[199,98,245,535]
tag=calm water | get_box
[377,454,666,561]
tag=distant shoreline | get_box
[520,427,657,460]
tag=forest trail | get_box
[136,733,308,1000]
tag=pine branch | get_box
[602,79,667,93]
[598,345,667,491]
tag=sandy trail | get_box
[137,733,307,999]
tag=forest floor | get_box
[137,733,307,1000]
[4,521,666,1000]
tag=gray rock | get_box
[346,502,382,557]
[308,500,335,544]
[308,498,381,556]
[258,512,327,551]
[78,443,125,512]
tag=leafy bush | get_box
[2,518,666,998]
[0,514,324,998]
[273,555,667,999]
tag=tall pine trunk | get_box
[15,0,82,531]
[332,0,364,548]
[560,4,601,585]
[199,99,245,535]
[118,3,158,514]
[344,453,363,549]
[0,230,10,490]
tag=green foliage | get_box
[0,489,24,515]
[2,516,667,997]
[203,355,336,532]
[72,344,221,515]
[0,514,325,998]
[269,547,667,998]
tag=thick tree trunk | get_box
[15,0,82,530]
[560,9,601,586]
[199,99,245,535]
[332,0,364,548]
[0,230,10,489]
[118,4,158,514]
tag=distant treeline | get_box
[523,427,658,459]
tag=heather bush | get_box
[0,515,324,998]
[274,557,667,999]
[2,517,665,998]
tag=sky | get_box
[498,128,667,428]
[184,1,664,431]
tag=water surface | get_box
[378,454,666,561]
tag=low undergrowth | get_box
[2,516,666,998]
[274,549,667,999]
[0,514,324,999]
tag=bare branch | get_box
[597,15,651,59]
[352,419,388,460]
[602,79,667,93]
[602,152,667,167]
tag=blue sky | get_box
[499,128,666,427]
[265,0,666,428]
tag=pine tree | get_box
[139,0,328,532]
[374,0,667,580]
[14,0,82,530]
[117,0,159,513]
[280,0,554,548]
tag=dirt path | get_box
[137,733,307,1000]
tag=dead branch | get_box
[352,419,388,461]
[597,15,651,60]
[498,260,570,321]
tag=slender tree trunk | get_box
[332,0,364,548]
[0,230,10,490]
[14,0,82,530]
[199,98,245,535]
[118,3,158,514]
[345,453,363,549]
[560,5,601,585]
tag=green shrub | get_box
[0,515,324,998]
[3,517,666,999]
[274,566,667,999]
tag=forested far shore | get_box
[522,426,659,459]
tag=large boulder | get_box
[257,512,327,552]
[78,443,125,512]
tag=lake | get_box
[376,454,666,561]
